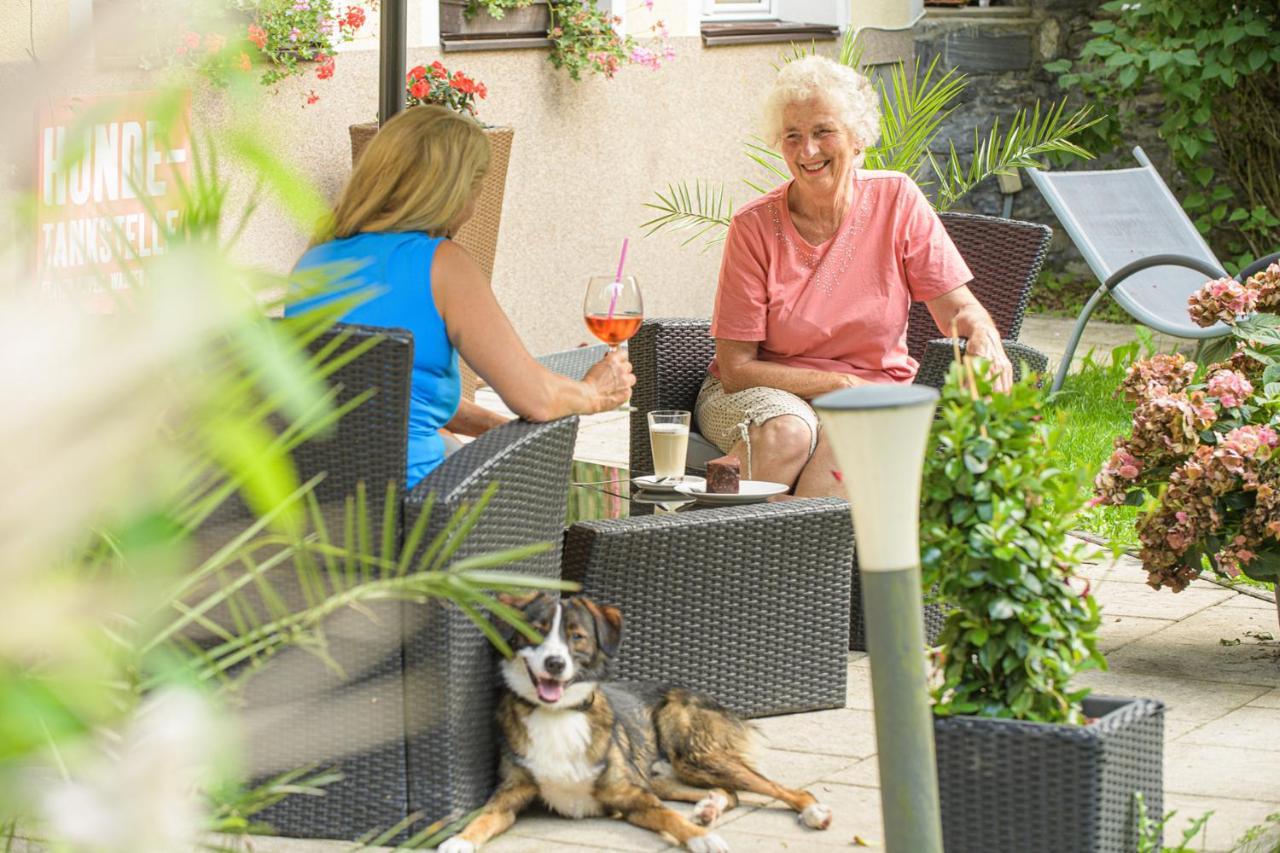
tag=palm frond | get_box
[866,54,967,184]
[641,181,733,250]
[928,100,1099,210]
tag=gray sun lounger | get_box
[1027,146,1280,392]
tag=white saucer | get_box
[673,479,789,505]
[632,475,706,495]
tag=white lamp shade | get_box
[813,385,939,571]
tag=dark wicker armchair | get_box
[563,497,853,718]
[202,323,578,841]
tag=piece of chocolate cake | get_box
[705,455,741,494]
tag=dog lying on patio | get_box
[437,593,833,853]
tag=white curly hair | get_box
[762,55,881,158]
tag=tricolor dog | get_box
[438,593,833,852]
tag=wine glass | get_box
[583,275,643,352]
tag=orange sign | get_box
[35,91,191,299]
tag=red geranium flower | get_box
[430,60,447,79]
[247,23,267,50]
[306,91,320,105]
[345,6,366,29]
[476,82,487,98]
[407,65,426,82]
[315,53,335,80]
[409,80,430,100]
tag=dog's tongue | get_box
[536,678,564,704]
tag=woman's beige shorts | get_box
[694,374,820,479]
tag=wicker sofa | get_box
[197,322,579,841]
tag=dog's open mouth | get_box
[526,661,566,704]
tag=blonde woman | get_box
[291,105,633,488]
[698,55,1011,498]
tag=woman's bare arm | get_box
[444,398,512,437]
[924,285,1012,391]
[432,242,634,420]
[715,338,862,400]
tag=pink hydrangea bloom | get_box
[1206,369,1254,409]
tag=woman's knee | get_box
[753,415,814,461]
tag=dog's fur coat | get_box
[438,594,832,852]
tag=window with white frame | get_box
[702,0,777,21]
[700,0,842,46]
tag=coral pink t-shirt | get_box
[709,170,972,384]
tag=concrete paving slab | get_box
[752,708,879,759]
[1078,560,1151,585]
[750,747,864,790]
[845,659,874,710]
[1178,706,1280,751]
[1158,606,1279,646]
[1166,743,1280,801]
[1248,688,1280,709]
[1220,591,1280,611]
[723,781,883,844]
[1091,581,1233,620]
[712,828,878,850]
[1095,614,1176,654]
[1160,793,1280,853]
[1106,637,1280,688]
[1071,671,1269,732]
[504,812,668,851]
[821,756,881,788]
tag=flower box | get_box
[934,696,1165,853]
[439,0,550,38]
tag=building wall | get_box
[3,0,921,354]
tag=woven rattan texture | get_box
[906,212,1051,361]
[629,318,715,476]
[401,416,579,829]
[848,569,946,652]
[914,339,1050,390]
[235,323,414,840]
[536,343,611,382]
[562,498,852,718]
[934,696,1164,853]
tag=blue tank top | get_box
[290,231,459,490]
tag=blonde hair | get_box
[763,56,881,157]
[320,105,490,242]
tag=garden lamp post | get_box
[812,384,943,853]
[378,0,408,125]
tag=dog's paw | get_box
[693,791,731,826]
[799,802,833,830]
[686,831,730,853]
[436,837,476,853]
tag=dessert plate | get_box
[673,479,788,505]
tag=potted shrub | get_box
[922,359,1165,852]
[349,62,506,404]
[1094,262,1280,631]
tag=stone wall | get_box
[912,1,1171,281]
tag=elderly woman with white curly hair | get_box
[696,55,1012,498]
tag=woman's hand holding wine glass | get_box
[583,349,635,413]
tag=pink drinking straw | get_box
[607,237,629,319]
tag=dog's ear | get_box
[581,598,623,658]
[495,591,543,643]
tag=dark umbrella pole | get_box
[379,0,408,125]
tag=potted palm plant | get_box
[921,359,1165,852]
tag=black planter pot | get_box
[934,696,1165,853]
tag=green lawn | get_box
[1046,341,1144,551]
